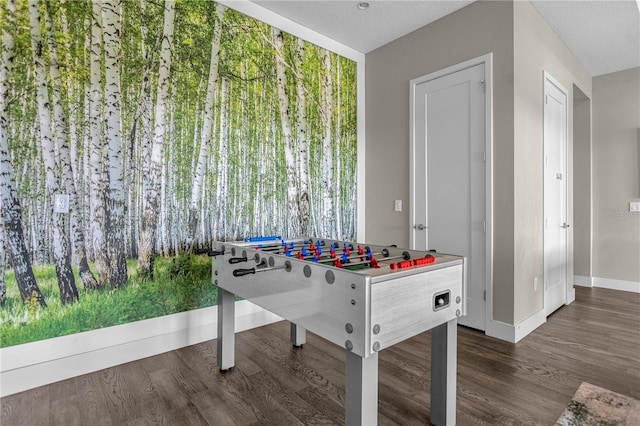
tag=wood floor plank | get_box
[259,323,344,374]
[73,373,115,426]
[97,366,138,424]
[115,360,171,426]
[294,386,344,426]
[48,380,81,426]
[148,350,210,396]
[189,387,240,425]
[378,352,430,394]
[209,366,265,424]
[0,385,49,426]
[238,332,319,394]
[378,380,430,425]
[1,286,638,425]
[248,370,337,426]
[225,369,304,426]
[119,418,152,426]
[170,401,209,426]
[50,396,82,426]
[147,368,192,416]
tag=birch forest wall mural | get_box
[0,0,357,348]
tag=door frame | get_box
[543,71,569,315]
[409,53,493,330]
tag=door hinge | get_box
[480,80,485,93]
[483,220,486,233]
[483,290,486,301]
[483,150,486,162]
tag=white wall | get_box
[512,0,591,323]
[592,67,640,291]
[573,85,592,280]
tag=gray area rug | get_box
[556,382,640,425]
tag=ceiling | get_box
[251,0,640,77]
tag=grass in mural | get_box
[0,255,215,348]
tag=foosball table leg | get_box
[217,287,236,371]
[290,322,306,347]
[345,350,379,426]
[430,318,457,426]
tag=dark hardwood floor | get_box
[2,286,639,425]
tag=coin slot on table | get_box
[433,290,450,311]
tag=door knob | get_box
[413,224,426,231]
[561,223,570,229]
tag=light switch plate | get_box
[54,194,70,214]
[394,200,402,212]
[630,202,640,212]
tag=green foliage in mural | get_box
[0,256,214,348]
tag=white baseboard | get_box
[485,308,547,344]
[592,276,640,293]
[574,275,593,287]
[572,275,639,293]
[0,301,282,397]
[485,319,517,343]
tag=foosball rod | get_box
[337,253,435,270]
[291,243,377,261]
[252,239,326,252]
[264,242,353,258]
[317,249,411,265]
[294,245,358,261]
[291,240,356,253]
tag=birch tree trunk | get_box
[187,3,225,247]
[138,0,175,278]
[272,28,300,237]
[28,0,78,304]
[0,218,5,305]
[43,2,99,290]
[59,0,80,183]
[294,38,310,236]
[215,78,229,239]
[88,0,109,288]
[82,16,93,261]
[320,49,334,238]
[0,0,46,306]
[334,58,342,238]
[160,136,168,255]
[102,0,127,287]
[127,0,151,258]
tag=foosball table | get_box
[209,236,466,426]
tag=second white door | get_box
[543,72,568,316]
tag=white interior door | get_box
[544,73,568,316]
[411,63,486,330]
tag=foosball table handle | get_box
[233,268,256,277]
